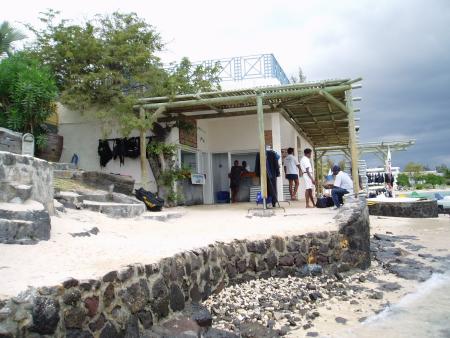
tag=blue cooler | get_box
[217,191,230,203]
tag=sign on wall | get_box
[191,173,206,185]
[22,133,35,156]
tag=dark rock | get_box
[303,323,312,330]
[335,317,347,324]
[103,271,118,283]
[63,289,82,306]
[64,307,86,329]
[120,279,150,313]
[369,291,384,300]
[118,266,134,282]
[151,297,169,320]
[246,241,269,254]
[89,313,106,332]
[66,329,94,338]
[350,300,359,305]
[236,259,247,273]
[152,277,169,298]
[63,278,80,289]
[124,315,140,338]
[358,275,366,283]
[307,332,319,337]
[286,241,300,252]
[84,296,99,317]
[190,283,202,303]
[103,284,115,308]
[79,280,96,291]
[358,317,367,323]
[170,284,185,312]
[30,297,60,335]
[279,255,295,266]
[137,309,153,329]
[308,292,322,302]
[99,322,121,338]
[226,263,237,278]
[265,253,278,270]
[334,272,344,281]
[191,304,212,327]
[381,282,402,291]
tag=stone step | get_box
[50,162,77,170]
[0,201,51,244]
[54,169,80,179]
[0,181,32,203]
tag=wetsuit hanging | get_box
[98,140,113,167]
[113,138,126,166]
[125,137,140,158]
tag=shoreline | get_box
[198,215,450,337]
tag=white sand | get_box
[0,201,337,298]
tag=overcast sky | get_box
[4,0,450,169]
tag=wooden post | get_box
[313,148,319,196]
[139,107,149,190]
[345,91,360,195]
[257,95,268,208]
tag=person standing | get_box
[300,148,316,208]
[229,160,243,203]
[283,147,301,200]
[331,165,353,208]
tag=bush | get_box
[0,53,57,148]
[415,184,424,190]
[397,173,410,187]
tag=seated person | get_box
[324,165,354,208]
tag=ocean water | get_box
[406,190,450,199]
[339,272,450,338]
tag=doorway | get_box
[212,153,229,203]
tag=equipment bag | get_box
[135,188,164,212]
[316,196,334,208]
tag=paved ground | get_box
[0,201,338,298]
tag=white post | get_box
[271,113,284,202]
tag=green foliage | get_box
[0,21,26,56]
[415,183,424,190]
[0,53,57,143]
[436,164,448,174]
[146,141,177,158]
[422,174,446,186]
[404,162,424,174]
[25,11,221,135]
[396,173,410,187]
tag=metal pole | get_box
[345,91,360,195]
[257,95,268,209]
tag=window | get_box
[181,150,197,173]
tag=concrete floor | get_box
[0,201,338,298]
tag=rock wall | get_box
[0,198,370,337]
[368,199,439,218]
[0,151,54,214]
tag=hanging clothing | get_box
[98,140,113,167]
[124,137,140,158]
[112,138,126,166]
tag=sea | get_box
[338,271,450,338]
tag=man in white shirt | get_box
[331,165,354,208]
[283,147,300,200]
[300,148,316,208]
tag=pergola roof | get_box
[136,78,362,148]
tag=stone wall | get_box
[368,199,439,218]
[0,198,370,337]
[0,151,54,214]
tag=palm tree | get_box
[0,21,26,57]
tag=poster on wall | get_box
[191,173,206,185]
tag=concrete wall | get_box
[58,105,158,191]
[0,198,370,337]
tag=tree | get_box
[396,173,410,187]
[436,164,448,174]
[290,67,307,83]
[26,10,220,192]
[404,162,424,174]
[0,21,26,57]
[0,53,58,148]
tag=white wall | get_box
[58,105,158,191]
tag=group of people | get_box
[284,147,354,209]
[228,148,354,209]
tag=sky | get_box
[3,0,450,169]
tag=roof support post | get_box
[139,106,149,190]
[257,94,268,208]
[345,91,360,195]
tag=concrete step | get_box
[0,201,51,244]
[54,169,80,179]
[0,181,32,203]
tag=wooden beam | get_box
[345,90,360,194]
